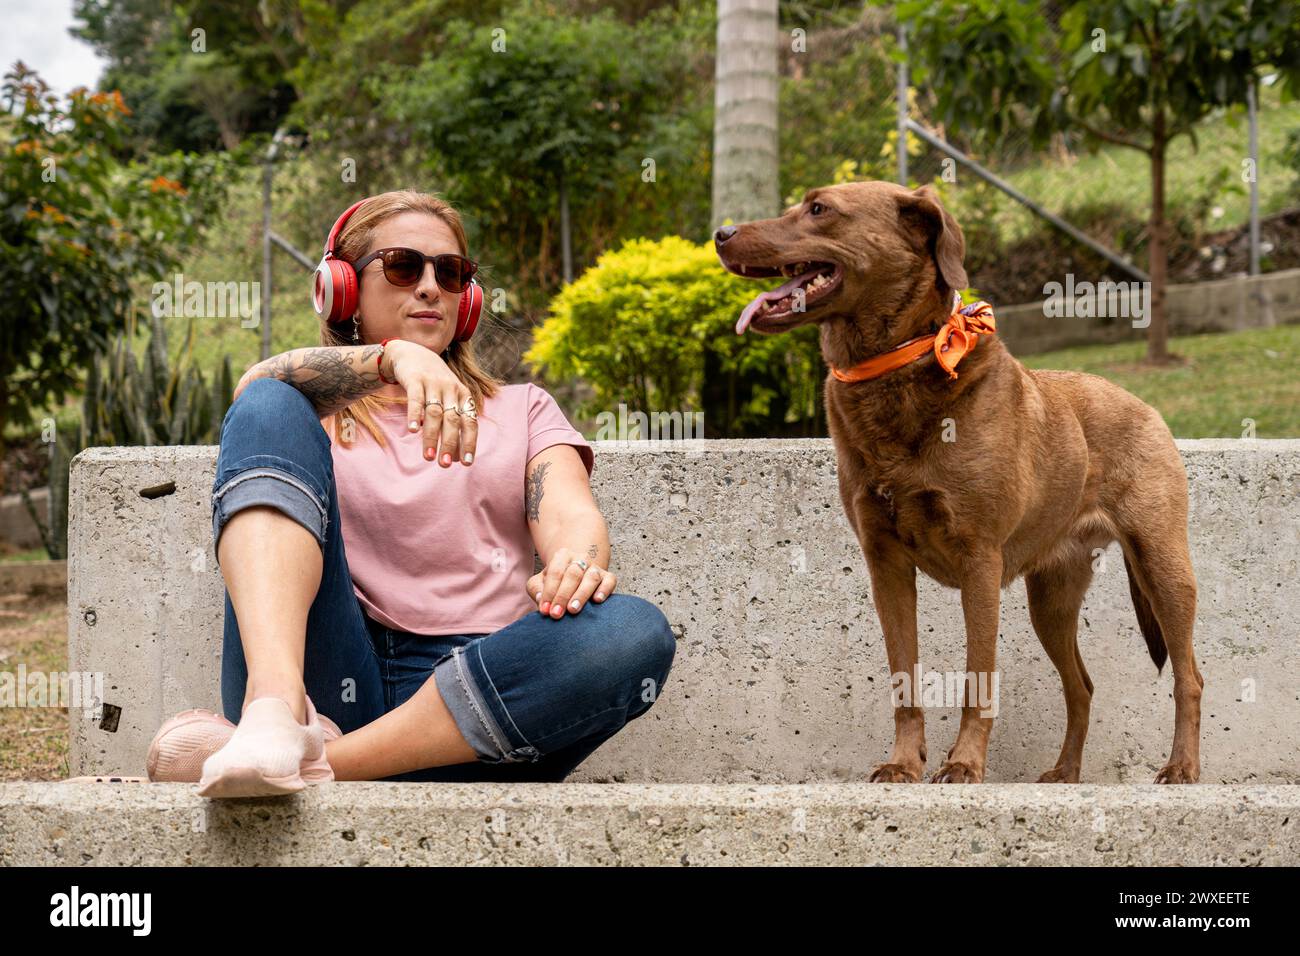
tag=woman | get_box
[147,190,676,797]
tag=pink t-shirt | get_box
[329,383,595,635]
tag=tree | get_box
[900,0,1300,363]
[712,0,780,228]
[71,0,305,154]
[0,63,224,488]
[388,3,678,288]
[286,0,503,176]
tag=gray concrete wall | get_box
[0,487,48,552]
[997,267,1300,355]
[66,439,1299,785]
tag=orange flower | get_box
[148,175,187,195]
[23,203,67,223]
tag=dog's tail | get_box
[1124,552,1167,673]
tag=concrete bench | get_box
[65,438,1298,786]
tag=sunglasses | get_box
[351,247,479,293]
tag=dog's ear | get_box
[896,184,968,296]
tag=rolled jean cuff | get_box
[433,646,540,764]
[211,468,328,567]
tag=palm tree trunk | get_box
[712,0,780,229]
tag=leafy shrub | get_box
[526,236,824,438]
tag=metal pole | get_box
[1247,77,1260,276]
[260,129,287,362]
[261,151,274,363]
[906,119,1150,283]
[896,25,908,186]
[269,231,317,271]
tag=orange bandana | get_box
[830,295,996,384]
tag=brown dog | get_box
[714,180,1202,784]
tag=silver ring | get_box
[457,405,477,419]
[425,399,442,408]
[571,559,589,572]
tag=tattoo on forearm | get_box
[255,346,385,416]
[525,462,550,523]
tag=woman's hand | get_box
[383,339,478,467]
[527,548,617,618]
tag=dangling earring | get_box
[351,314,361,344]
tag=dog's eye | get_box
[809,201,826,216]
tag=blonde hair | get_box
[319,189,504,449]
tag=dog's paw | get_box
[868,762,922,783]
[930,761,983,783]
[1036,765,1081,783]
[1154,761,1200,784]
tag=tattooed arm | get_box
[524,444,616,613]
[234,345,390,417]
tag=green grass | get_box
[0,593,70,782]
[952,83,1300,245]
[0,547,52,564]
[1020,323,1300,439]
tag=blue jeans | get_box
[211,377,676,782]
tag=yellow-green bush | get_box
[526,236,824,438]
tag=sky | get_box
[0,0,107,97]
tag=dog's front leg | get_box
[864,539,927,783]
[932,551,1003,783]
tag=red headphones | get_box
[311,197,484,342]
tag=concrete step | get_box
[2,782,1295,866]
[0,558,66,596]
[64,439,1299,784]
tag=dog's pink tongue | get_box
[735,272,814,334]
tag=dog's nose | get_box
[714,224,737,245]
